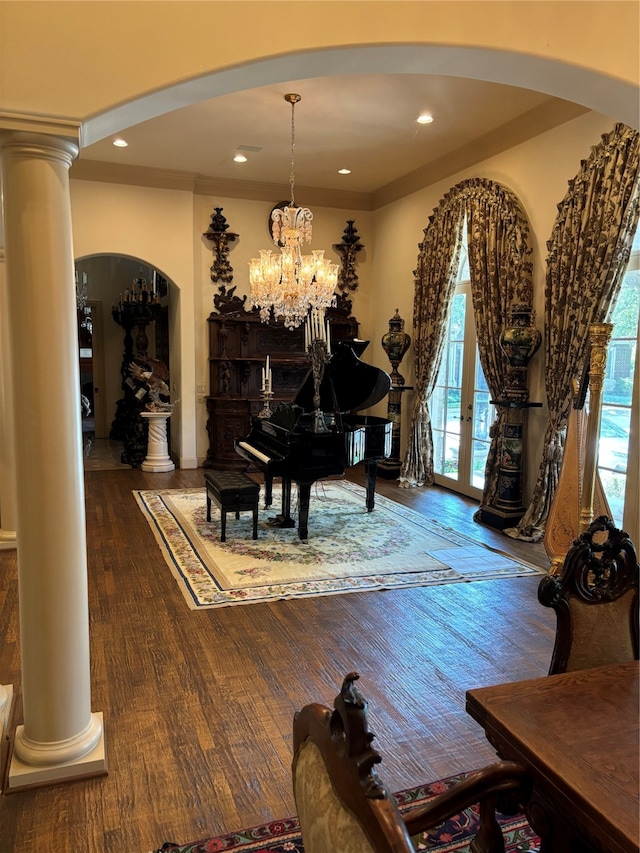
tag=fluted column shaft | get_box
[0,128,105,786]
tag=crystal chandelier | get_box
[249,94,338,329]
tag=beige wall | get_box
[70,180,197,465]
[2,2,638,131]
[70,184,373,465]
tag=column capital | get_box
[0,113,80,162]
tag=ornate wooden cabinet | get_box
[204,310,359,470]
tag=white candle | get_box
[152,270,157,293]
[261,367,265,390]
[326,320,331,354]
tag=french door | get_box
[431,281,494,499]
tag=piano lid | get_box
[292,340,391,414]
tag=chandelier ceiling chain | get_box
[286,92,300,209]
[249,93,338,330]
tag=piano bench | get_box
[204,471,260,542]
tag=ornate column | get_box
[0,123,106,789]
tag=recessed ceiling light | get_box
[112,138,128,147]
[233,154,248,163]
[416,113,434,125]
[338,168,351,175]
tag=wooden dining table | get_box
[466,661,639,853]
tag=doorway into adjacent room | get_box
[77,301,107,440]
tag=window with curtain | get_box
[598,225,640,527]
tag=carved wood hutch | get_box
[201,208,365,471]
[204,307,359,470]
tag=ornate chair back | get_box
[538,516,639,674]
[292,672,529,853]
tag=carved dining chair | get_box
[538,515,639,674]
[292,672,530,853]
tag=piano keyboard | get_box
[237,441,272,465]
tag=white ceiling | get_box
[77,74,584,197]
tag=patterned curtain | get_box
[400,179,533,490]
[507,123,640,541]
[464,180,534,511]
[399,196,464,487]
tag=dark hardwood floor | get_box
[0,462,554,853]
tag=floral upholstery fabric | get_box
[293,740,377,853]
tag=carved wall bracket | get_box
[203,207,239,286]
[333,220,364,315]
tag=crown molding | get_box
[0,112,81,143]
[70,158,375,210]
[70,159,198,192]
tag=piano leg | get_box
[270,477,296,529]
[364,459,379,512]
[265,474,273,508]
[297,482,312,540]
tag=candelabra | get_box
[303,308,332,433]
[258,390,274,419]
[308,339,331,433]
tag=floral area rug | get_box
[153,772,539,852]
[134,479,542,610]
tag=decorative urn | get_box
[381,309,411,386]
[499,304,542,400]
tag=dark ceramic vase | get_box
[381,309,411,386]
[499,304,541,399]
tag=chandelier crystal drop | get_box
[249,93,338,330]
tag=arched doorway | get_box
[74,254,173,467]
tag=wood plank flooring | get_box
[0,463,554,853]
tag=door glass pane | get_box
[598,237,639,526]
[432,293,465,481]
[470,348,495,489]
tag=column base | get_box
[477,505,526,531]
[7,712,107,792]
[141,458,175,473]
[1,684,15,793]
[0,528,17,550]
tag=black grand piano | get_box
[235,340,392,539]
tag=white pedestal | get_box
[140,411,175,472]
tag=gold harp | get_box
[544,323,614,574]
